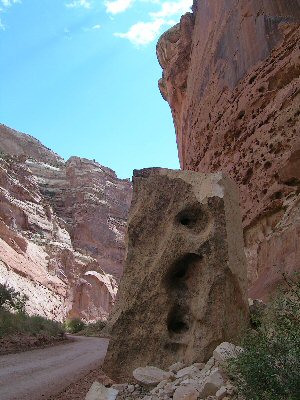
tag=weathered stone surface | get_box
[157,1,300,300]
[198,369,225,398]
[85,381,118,400]
[168,362,185,373]
[176,365,200,379]
[173,385,198,400]
[133,367,171,385]
[216,386,228,400]
[0,126,132,321]
[0,123,64,165]
[213,342,243,363]
[103,168,248,382]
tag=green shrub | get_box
[0,309,65,338]
[0,283,28,313]
[229,275,300,400]
[79,320,107,336]
[64,318,85,333]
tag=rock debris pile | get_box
[86,342,241,400]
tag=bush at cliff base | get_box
[64,317,86,333]
[228,275,300,400]
[0,283,28,313]
[0,311,65,338]
[0,283,64,338]
[78,320,107,336]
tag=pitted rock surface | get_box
[157,0,300,299]
[103,168,248,382]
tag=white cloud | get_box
[82,23,101,31]
[0,0,21,31]
[150,0,191,18]
[115,0,192,46]
[114,18,165,45]
[1,0,21,7]
[65,0,91,9]
[105,0,134,14]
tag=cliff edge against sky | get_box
[157,0,300,299]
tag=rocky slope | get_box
[157,0,300,300]
[0,124,132,321]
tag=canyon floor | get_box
[0,335,109,400]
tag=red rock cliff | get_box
[0,124,132,321]
[157,0,300,299]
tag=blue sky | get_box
[0,0,192,178]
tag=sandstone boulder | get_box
[103,168,248,381]
[173,385,198,400]
[213,342,243,363]
[168,362,185,373]
[133,366,172,385]
[198,368,225,398]
[85,381,118,400]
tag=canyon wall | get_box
[0,124,132,321]
[157,0,300,299]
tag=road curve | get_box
[0,336,109,400]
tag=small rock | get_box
[213,342,243,363]
[176,365,201,379]
[158,379,170,390]
[127,384,135,393]
[216,386,227,399]
[198,368,225,398]
[85,381,118,400]
[225,383,236,395]
[203,357,216,372]
[111,384,127,392]
[168,362,185,373]
[133,366,171,385]
[192,362,205,370]
[173,385,199,400]
[163,382,176,396]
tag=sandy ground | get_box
[0,335,109,400]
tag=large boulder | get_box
[103,168,249,382]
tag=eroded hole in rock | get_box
[165,253,203,289]
[167,306,189,334]
[180,216,196,227]
[176,206,208,232]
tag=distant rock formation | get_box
[0,124,132,321]
[157,0,300,300]
[104,168,248,382]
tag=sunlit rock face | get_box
[0,124,132,321]
[104,168,248,382]
[157,0,300,300]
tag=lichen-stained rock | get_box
[157,1,300,300]
[103,168,248,382]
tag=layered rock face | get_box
[0,125,132,321]
[104,168,248,382]
[157,1,300,299]
[29,156,131,279]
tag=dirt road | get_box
[0,336,109,400]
